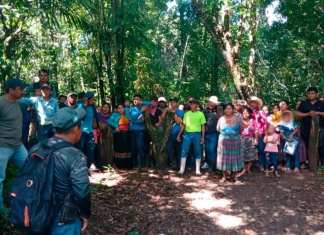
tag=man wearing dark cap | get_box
[21,83,59,141]
[58,95,67,109]
[35,107,91,234]
[0,79,28,211]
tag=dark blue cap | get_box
[40,83,51,89]
[84,91,95,99]
[4,79,26,91]
[53,107,86,131]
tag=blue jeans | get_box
[131,130,146,168]
[181,132,202,160]
[205,133,218,170]
[265,152,278,170]
[0,144,28,210]
[51,217,81,235]
[285,141,300,169]
[167,133,181,167]
[80,132,95,168]
[257,136,266,168]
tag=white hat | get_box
[208,96,220,105]
[158,97,167,103]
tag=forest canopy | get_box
[0,0,323,106]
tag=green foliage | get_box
[0,0,322,104]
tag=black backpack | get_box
[9,140,72,234]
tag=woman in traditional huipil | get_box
[217,103,243,182]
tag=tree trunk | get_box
[192,0,256,99]
[308,117,320,172]
[113,0,125,104]
[144,111,173,169]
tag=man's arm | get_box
[19,96,37,106]
[177,123,185,142]
[295,111,311,118]
[130,107,143,123]
[70,153,91,219]
[316,112,324,117]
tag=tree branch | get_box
[4,26,22,47]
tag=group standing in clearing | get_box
[0,69,324,235]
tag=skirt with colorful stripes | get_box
[217,136,243,172]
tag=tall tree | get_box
[192,0,259,99]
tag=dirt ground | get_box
[87,169,324,235]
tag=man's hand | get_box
[115,128,120,132]
[81,217,89,232]
[176,135,182,142]
[309,111,317,117]
[200,137,205,145]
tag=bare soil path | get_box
[88,169,324,235]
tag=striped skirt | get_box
[217,136,243,172]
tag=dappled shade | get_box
[88,169,324,234]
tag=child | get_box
[264,125,280,176]
[237,107,257,178]
[277,111,300,173]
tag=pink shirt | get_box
[252,110,268,136]
[264,133,280,153]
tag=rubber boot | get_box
[196,159,202,175]
[178,158,187,175]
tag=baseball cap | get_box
[40,83,51,89]
[53,107,86,131]
[189,98,199,104]
[158,97,167,103]
[84,91,95,99]
[4,78,26,91]
[68,92,77,97]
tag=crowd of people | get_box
[0,69,323,234]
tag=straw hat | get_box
[208,96,220,105]
[248,96,263,107]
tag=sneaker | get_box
[201,162,209,169]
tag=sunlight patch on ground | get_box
[168,175,185,183]
[183,190,232,210]
[183,189,247,229]
[90,170,125,187]
[208,212,246,229]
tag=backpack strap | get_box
[31,140,73,160]
[48,141,74,155]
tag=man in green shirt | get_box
[177,99,206,175]
[0,79,28,211]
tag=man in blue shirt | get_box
[20,84,59,141]
[129,94,148,169]
[80,92,98,170]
